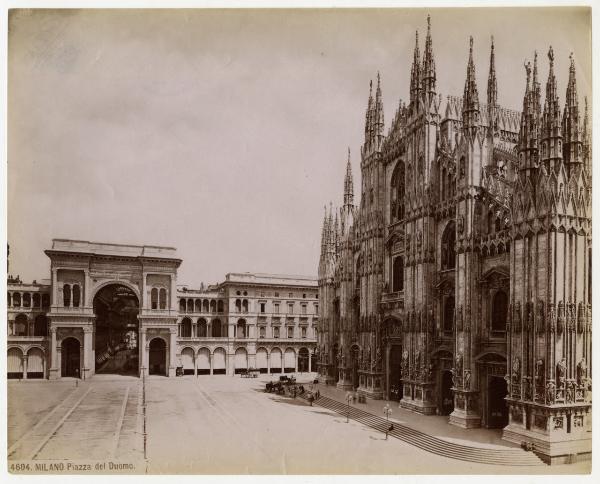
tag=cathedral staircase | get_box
[305,394,545,466]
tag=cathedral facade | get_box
[316,17,591,464]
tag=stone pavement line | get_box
[110,384,130,459]
[28,386,93,460]
[7,384,82,457]
[189,382,274,462]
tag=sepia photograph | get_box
[3,1,595,478]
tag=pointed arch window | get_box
[392,256,404,292]
[390,161,405,222]
[441,221,456,270]
[491,290,508,333]
[443,295,455,333]
[151,288,159,309]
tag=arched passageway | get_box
[440,370,454,415]
[27,348,45,379]
[234,347,248,374]
[8,348,23,379]
[94,284,139,375]
[212,348,226,375]
[298,347,309,372]
[61,337,81,378]
[148,338,167,376]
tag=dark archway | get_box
[149,338,167,376]
[93,284,139,375]
[440,370,454,415]
[61,337,81,378]
[488,376,509,428]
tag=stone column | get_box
[267,352,271,374]
[84,269,91,308]
[49,327,59,380]
[168,328,177,377]
[22,354,28,379]
[139,328,147,377]
[308,350,312,373]
[83,327,93,380]
[295,350,298,372]
[141,272,147,309]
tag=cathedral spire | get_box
[563,53,583,170]
[541,46,563,170]
[343,147,354,207]
[421,15,436,104]
[582,96,591,170]
[320,205,328,258]
[487,36,498,133]
[518,59,539,175]
[364,80,374,143]
[409,30,422,109]
[462,36,480,136]
[373,72,385,139]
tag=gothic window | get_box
[63,284,71,307]
[13,292,21,307]
[151,288,158,309]
[460,156,466,178]
[211,300,217,313]
[217,300,224,312]
[491,290,508,332]
[179,299,186,312]
[495,216,502,233]
[22,293,31,308]
[441,221,456,270]
[392,256,404,292]
[443,295,455,333]
[235,299,241,312]
[488,210,494,234]
[187,299,194,312]
[195,299,202,312]
[203,299,209,312]
[32,293,40,308]
[441,168,447,200]
[159,288,167,310]
[390,161,405,222]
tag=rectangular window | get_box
[273,327,280,338]
[301,327,307,338]
[274,303,280,314]
[314,303,319,314]
[289,292,293,298]
[259,326,266,338]
[260,302,265,313]
[287,327,294,338]
[274,292,279,297]
[301,304,307,315]
[288,303,294,314]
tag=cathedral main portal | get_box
[93,284,140,376]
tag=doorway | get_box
[149,338,167,376]
[488,376,509,428]
[389,345,402,401]
[61,337,81,378]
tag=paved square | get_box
[8,375,591,474]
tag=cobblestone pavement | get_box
[8,375,591,474]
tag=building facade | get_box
[7,239,317,381]
[316,17,591,463]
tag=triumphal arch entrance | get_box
[45,239,181,379]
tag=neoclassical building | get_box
[7,239,317,380]
[316,17,591,463]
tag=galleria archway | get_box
[93,284,140,375]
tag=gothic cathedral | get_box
[316,16,591,464]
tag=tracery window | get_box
[443,295,455,333]
[392,256,404,292]
[441,221,456,270]
[390,161,405,222]
[491,290,508,332]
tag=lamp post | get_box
[345,392,353,423]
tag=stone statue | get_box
[556,358,567,388]
[464,370,471,390]
[512,356,521,382]
[455,353,463,375]
[546,381,556,404]
[577,358,588,387]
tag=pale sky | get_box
[7,8,591,286]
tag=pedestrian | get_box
[386,423,394,440]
